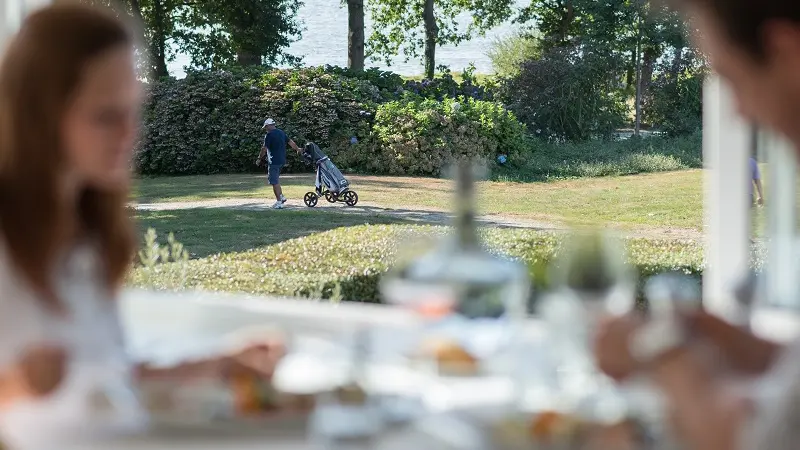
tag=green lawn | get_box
[136,209,411,258]
[135,170,704,231]
[129,218,706,302]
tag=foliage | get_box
[644,51,708,136]
[516,0,688,82]
[498,48,629,141]
[83,0,303,79]
[135,228,190,289]
[138,228,190,267]
[488,32,542,77]
[322,66,406,94]
[129,224,707,304]
[173,0,304,68]
[136,67,382,175]
[512,0,699,135]
[492,131,702,182]
[400,65,494,101]
[336,96,527,176]
[366,0,515,77]
[136,66,519,176]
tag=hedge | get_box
[135,67,526,177]
[136,68,382,176]
[129,224,711,307]
[337,97,528,176]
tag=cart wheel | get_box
[325,192,337,203]
[343,191,359,207]
[303,192,318,207]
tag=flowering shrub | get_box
[135,66,519,176]
[136,68,380,175]
[336,96,527,176]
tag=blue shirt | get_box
[264,129,289,165]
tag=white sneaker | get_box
[271,201,285,209]
[280,195,287,204]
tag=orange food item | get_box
[413,299,455,318]
[530,411,563,440]
[419,337,479,374]
[231,374,262,415]
[530,411,582,443]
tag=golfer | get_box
[257,118,301,209]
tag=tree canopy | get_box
[84,0,302,79]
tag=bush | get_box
[135,66,517,177]
[129,224,706,305]
[497,48,629,141]
[400,65,495,101]
[644,59,707,136]
[136,67,382,176]
[493,131,703,182]
[320,65,405,96]
[488,33,542,77]
[336,96,528,176]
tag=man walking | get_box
[257,118,301,209]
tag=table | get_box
[114,290,670,449]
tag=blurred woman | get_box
[0,3,281,448]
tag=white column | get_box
[703,76,752,324]
[765,133,798,307]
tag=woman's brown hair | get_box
[0,2,136,309]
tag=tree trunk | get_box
[626,50,635,90]
[639,48,657,107]
[347,0,365,71]
[151,0,169,79]
[633,8,642,136]
[559,0,574,46]
[237,51,261,66]
[423,0,437,80]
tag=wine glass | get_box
[538,229,636,424]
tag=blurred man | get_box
[257,118,301,209]
[594,2,800,450]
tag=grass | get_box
[495,132,703,182]
[129,218,707,303]
[134,170,704,231]
[136,209,411,258]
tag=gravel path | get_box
[132,197,703,241]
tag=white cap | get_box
[263,118,276,128]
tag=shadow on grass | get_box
[134,174,317,203]
[135,207,414,258]
[134,173,455,203]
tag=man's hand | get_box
[680,309,779,375]
[593,314,645,382]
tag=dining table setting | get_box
[87,163,702,450]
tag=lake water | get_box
[168,0,525,78]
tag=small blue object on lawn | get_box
[350,136,358,145]
[497,154,507,165]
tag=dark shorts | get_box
[268,164,283,185]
